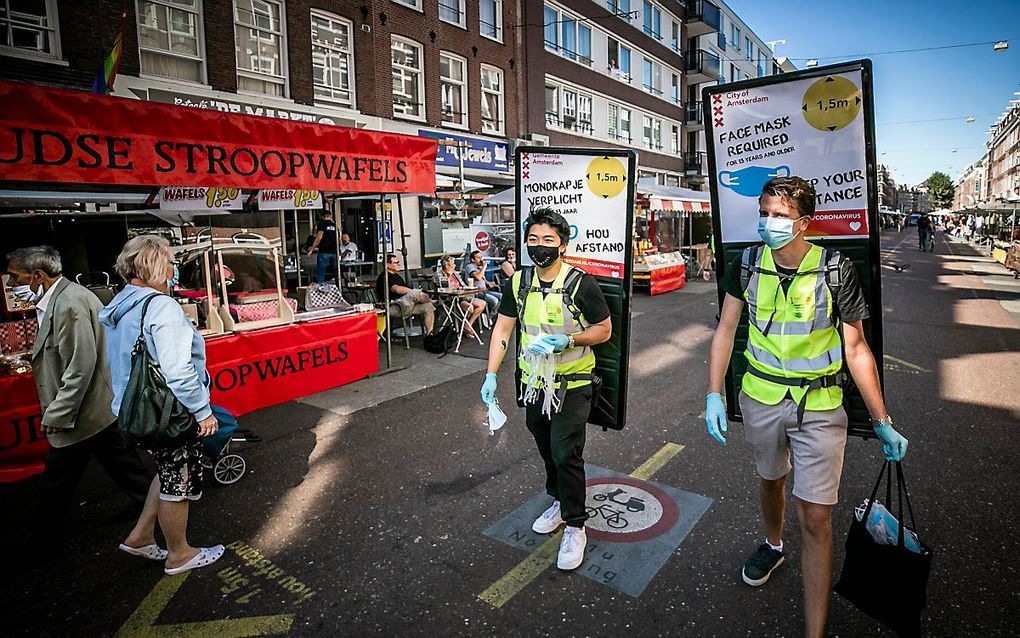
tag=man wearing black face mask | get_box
[479,208,612,571]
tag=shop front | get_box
[633,181,713,294]
[0,80,437,482]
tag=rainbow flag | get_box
[92,13,125,95]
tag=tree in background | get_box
[925,171,954,210]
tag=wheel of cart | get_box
[213,446,247,485]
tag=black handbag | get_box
[834,461,934,637]
[117,294,197,449]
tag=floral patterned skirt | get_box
[151,438,203,501]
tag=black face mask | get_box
[527,245,561,268]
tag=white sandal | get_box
[164,545,225,575]
[118,543,169,561]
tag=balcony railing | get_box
[685,0,721,38]
[684,101,703,126]
[684,151,705,174]
[684,49,721,83]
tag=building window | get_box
[545,84,559,126]
[745,36,753,61]
[479,0,502,41]
[731,24,740,51]
[670,20,680,53]
[544,5,590,65]
[653,118,661,150]
[608,0,630,16]
[670,73,679,104]
[234,0,287,96]
[439,0,465,27]
[607,38,631,80]
[311,10,354,107]
[717,15,725,49]
[1,0,60,59]
[577,93,593,134]
[480,64,504,135]
[440,52,467,128]
[642,1,660,39]
[391,37,424,120]
[620,107,632,143]
[730,63,738,83]
[642,115,653,149]
[137,0,204,82]
[392,0,422,10]
[670,124,680,155]
[547,84,592,134]
[641,58,661,96]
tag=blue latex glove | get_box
[526,334,570,355]
[480,373,497,405]
[705,393,728,445]
[874,423,908,461]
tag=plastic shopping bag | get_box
[487,399,507,435]
[855,498,923,554]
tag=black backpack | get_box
[423,324,456,356]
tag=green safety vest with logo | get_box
[741,243,844,413]
[512,264,595,390]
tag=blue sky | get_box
[728,0,1020,187]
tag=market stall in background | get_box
[0,80,437,482]
[633,180,712,294]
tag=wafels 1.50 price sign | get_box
[516,150,636,279]
[707,67,872,243]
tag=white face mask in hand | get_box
[487,399,507,435]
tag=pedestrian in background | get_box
[704,177,908,638]
[305,210,339,283]
[100,235,224,575]
[5,246,150,552]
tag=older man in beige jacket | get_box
[6,246,150,549]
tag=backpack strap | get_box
[561,267,589,328]
[820,248,844,324]
[739,244,761,294]
[515,266,533,323]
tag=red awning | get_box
[648,197,711,212]
[0,80,437,194]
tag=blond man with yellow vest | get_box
[481,209,612,571]
[706,176,908,638]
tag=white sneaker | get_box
[557,526,587,570]
[532,500,564,534]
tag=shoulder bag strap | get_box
[561,267,588,329]
[516,266,533,323]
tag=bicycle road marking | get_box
[477,442,685,608]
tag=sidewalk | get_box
[943,236,1020,327]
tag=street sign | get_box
[514,146,636,431]
[704,60,883,438]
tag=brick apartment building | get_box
[520,0,716,186]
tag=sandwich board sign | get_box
[514,147,636,430]
[704,59,883,438]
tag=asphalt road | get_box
[2,227,1018,637]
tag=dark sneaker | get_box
[741,543,785,586]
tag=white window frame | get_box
[642,1,661,40]
[670,124,679,155]
[136,0,208,84]
[0,0,62,62]
[479,0,503,43]
[607,37,632,82]
[391,36,425,121]
[391,0,423,12]
[439,51,468,129]
[543,3,591,66]
[745,36,753,61]
[480,64,505,135]
[731,24,740,52]
[546,81,592,136]
[439,0,466,28]
[233,0,289,98]
[310,9,355,108]
[608,0,630,17]
[607,102,632,144]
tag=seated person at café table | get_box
[340,233,359,262]
[463,250,502,314]
[376,254,435,334]
[440,256,485,340]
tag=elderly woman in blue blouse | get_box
[100,235,224,575]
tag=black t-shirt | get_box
[376,271,406,301]
[916,216,931,232]
[498,269,611,325]
[315,219,338,253]
[719,249,869,323]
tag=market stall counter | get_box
[633,251,686,295]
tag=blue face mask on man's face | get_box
[757,216,803,249]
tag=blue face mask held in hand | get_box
[758,216,801,249]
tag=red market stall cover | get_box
[0,80,437,193]
[0,373,46,482]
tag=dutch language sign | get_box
[160,186,242,211]
[0,80,437,193]
[257,189,323,210]
[517,151,632,278]
[708,69,869,243]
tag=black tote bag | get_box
[834,461,934,637]
[117,294,197,449]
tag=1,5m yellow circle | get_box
[801,75,862,132]
[586,156,627,199]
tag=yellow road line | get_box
[115,572,294,638]
[477,442,685,609]
[883,354,930,373]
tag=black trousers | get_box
[30,424,152,542]
[525,385,593,527]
